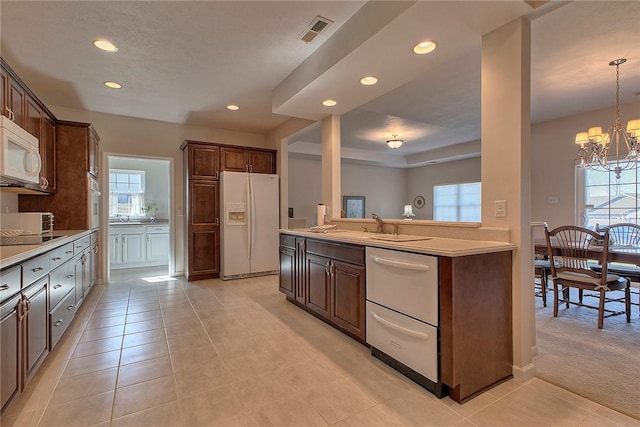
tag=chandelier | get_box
[575,58,640,179]
[387,134,403,149]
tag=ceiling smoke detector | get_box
[298,16,333,43]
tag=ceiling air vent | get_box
[298,16,333,43]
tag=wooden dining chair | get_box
[594,223,640,316]
[544,224,631,329]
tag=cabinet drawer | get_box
[49,262,75,309]
[306,239,364,266]
[366,247,438,326]
[22,253,50,286]
[50,290,76,349]
[73,236,91,256]
[50,243,74,270]
[366,301,438,383]
[279,234,296,249]
[0,265,21,303]
[146,225,169,234]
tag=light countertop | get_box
[0,230,94,269]
[280,229,516,257]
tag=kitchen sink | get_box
[369,234,432,242]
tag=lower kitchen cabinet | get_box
[0,290,20,412]
[23,276,48,382]
[280,235,366,342]
[0,232,98,415]
[109,225,169,269]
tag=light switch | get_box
[495,200,507,218]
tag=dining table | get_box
[534,239,640,266]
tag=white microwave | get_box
[0,115,41,185]
[1,212,54,235]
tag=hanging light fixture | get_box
[387,134,403,149]
[575,58,640,179]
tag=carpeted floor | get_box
[534,287,640,420]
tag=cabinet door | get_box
[220,147,248,172]
[279,246,295,299]
[187,180,219,279]
[88,127,99,178]
[305,254,331,319]
[41,118,56,192]
[82,250,91,296]
[24,96,43,140]
[0,68,7,118]
[249,150,276,174]
[90,242,98,287]
[108,234,121,265]
[7,76,24,127]
[331,260,366,340]
[122,234,146,264]
[74,256,84,308]
[24,278,48,378]
[146,233,169,263]
[1,296,20,411]
[189,144,220,180]
[295,238,306,304]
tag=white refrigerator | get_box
[220,171,280,280]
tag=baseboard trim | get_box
[512,362,536,382]
[531,345,538,356]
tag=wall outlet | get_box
[548,196,558,204]
[495,200,507,218]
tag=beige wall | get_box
[407,156,481,220]
[50,105,266,277]
[531,100,640,237]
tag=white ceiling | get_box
[2,1,639,167]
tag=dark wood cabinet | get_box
[41,118,56,192]
[306,253,332,320]
[23,277,48,383]
[220,146,276,174]
[280,234,366,341]
[182,141,221,281]
[19,121,98,230]
[181,141,276,281]
[1,59,58,194]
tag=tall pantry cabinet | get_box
[181,140,277,281]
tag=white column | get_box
[481,17,535,380]
[321,115,341,220]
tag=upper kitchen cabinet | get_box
[1,59,57,194]
[220,146,276,174]
[183,142,220,180]
[20,121,99,230]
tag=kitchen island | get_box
[279,228,515,404]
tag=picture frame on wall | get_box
[343,196,365,218]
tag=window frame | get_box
[109,169,147,219]
[433,181,482,222]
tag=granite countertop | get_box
[0,230,93,269]
[280,228,516,257]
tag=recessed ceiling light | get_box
[360,76,378,86]
[104,81,122,89]
[93,39,118,52]
[227,104,239,111]
[413,40,437,55]
[322,99,337,107]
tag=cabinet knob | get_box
[32,266,44,272]
[53,284,62,289]
[66,274,74,279]
[52,257,62,261]
[0,284,9,291]
[55,319,64,326]
[67,305,74,310]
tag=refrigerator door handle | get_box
[249,175,257,265]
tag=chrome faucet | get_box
[371,213,384,233]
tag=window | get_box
[581,166,640,228]
[109,169,146,218]
[433,182,481,222]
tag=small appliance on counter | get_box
[0,212,54,235]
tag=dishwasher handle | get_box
[371,311,429,340]
[370,256,431,272]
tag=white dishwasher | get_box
[366,247,446,397]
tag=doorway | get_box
[105,154,173,283]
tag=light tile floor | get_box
[2,268,640,427]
